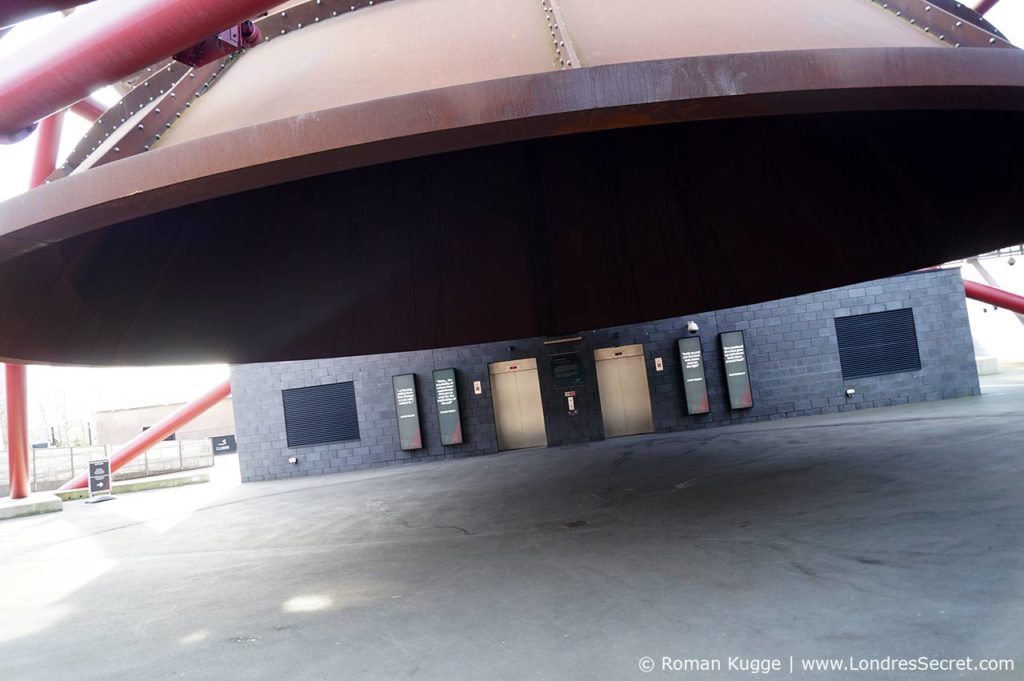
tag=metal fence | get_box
[0,440,215,495]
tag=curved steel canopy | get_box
[0,0,1021,365]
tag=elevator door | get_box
[594,344,655,438]
[488,358,548,451]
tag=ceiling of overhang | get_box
[1,109,1022,366]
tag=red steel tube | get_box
[0,0,282,140]
[5,366,31,499]
[30,114,64,186]
[58,379,232,491]
[964,279,1024,315]
[5,113,63,499]
[974,0,1001,15]
[69,96,107,122]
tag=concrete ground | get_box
[2,369,1022,680]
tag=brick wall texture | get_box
[230,269,979,482]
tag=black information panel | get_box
[433,368,464,445]
[211,434,237,454]
[392,374,423,451]
[720,331,753,409]
[677,337,710,415]
[550,352,584,389]
[89,459,112,496]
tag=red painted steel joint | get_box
[173,20,261,68]
[974,0,1001,16]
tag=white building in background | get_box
[96,398,236,449]
[960,248,1024,365]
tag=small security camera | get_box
[287,456,299,465]
[1009,256,1016,266]
[845,388,856,398]
[686,321,699,334]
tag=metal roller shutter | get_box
[282,382,360,447]
[834,308,922,380]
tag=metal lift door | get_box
[488,358,548,451]
[594,344,655,438]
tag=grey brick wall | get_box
[231,269,979,482]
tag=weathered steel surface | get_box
[4,46,1023,252]
[48,1,402,178]
[0,0,1021,365]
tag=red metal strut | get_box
[0,0,282,142]
[57,380,232,492]
[5,366,31,499]
[964,279,1024,315]
[5,113,64,499]
[69,96,107,123]
[974,0,1002,15]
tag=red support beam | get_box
[58,380,232,492]
[0,0,283,142]
[69,96,107,123]
[964,279,1024,315]
[5,366,31,499]
[974,0,1001,15]
[30,115,64,186]
[6,113,63,499]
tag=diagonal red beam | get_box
[57,380,232,491]
[964,279,1024,315]
[0,0,282,142]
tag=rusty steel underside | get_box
[0,0,1022,366]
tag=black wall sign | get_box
[677,337,710,415]
[392,374,423,451]
[433,368,463,445]
[720,331,753,409]
[88,459,112,496]
[211,434,237,454]
[550,352,584,389]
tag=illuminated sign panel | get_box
[433,368,464,445]
[720,331,753,410]
[392,374,423,450]
[677,337,710,415]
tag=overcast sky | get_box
[0,3,1022,446]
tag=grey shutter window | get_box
[834,308,922,380]
[282,382,360,447]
